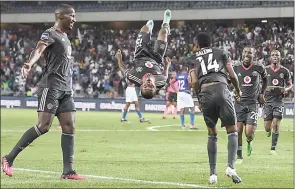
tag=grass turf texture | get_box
[1,109,293,188]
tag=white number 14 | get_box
[197,53,219,75]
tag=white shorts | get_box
[177,92,194,110]
[125,87,138,102]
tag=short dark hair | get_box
[55,4,74,14]
[141,90,154,99]
[196,32,211,48]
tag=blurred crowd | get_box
[1,20,294,100]
[1,1,293,13]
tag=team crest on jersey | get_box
[47,103,54,110]
[279,73,284,78]
[40,33,49,40]
[252,71,258,76]
[243,76,251,84]
[272,79,279,85]
[160,44,166,50]
[136,67,143,72]
[145,62,153,68]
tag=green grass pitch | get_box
[1,108,293,188]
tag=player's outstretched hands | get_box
[21,62,32,78]
[164,56,171,67]
[115,49,123,62]
[234,90,242,102]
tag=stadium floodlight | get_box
[261,20,268,23]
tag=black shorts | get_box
[168,92,177,102]
[37,88,76,116]
[198,83,236,128]
[234,103,258,126]
[263,103,284,121]
[134,32,167,66]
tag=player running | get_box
[115,10,172,99]
[121,80,150,123]
[1,4,86,180]
[234,46,268,164]
[176,67,196,129]
[163,72,178,119]
[188,32,242,184]
[264,50,293,155]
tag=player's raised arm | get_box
[21,33,53,78]
[260,64,268,95]
[225,55,241,100]
[163,56,171,78]
[115,49,127,74]
[284,69,293,93]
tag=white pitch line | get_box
[13,168,218,188]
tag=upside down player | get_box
[264,50,293,155]
[234,46,267,164]
[121,80,150,123]
[188,32,242,184]
[176,67,196,129]
[163,72,178,119]
[1,4,86,180]
[115,10,172,99]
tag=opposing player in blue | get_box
[176,67,197,129]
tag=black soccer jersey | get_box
[233,62,267,104]
[265,65,292,103]
[124,57,167,89]
[184,47,230,86]
[38,27,73,91]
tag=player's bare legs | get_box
[270,118,281,155]
[207,125,241,184]
[163,100,171,119]
[157,9,171,42]
[189,107,196,129]
[245,124,256,156]
[236,122,244,164]
[172,102,177,119]
[58,112,86,180]
[121,102,131,122]
[1,112,54,177]
[264,120,272,137]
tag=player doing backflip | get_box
[188,32,242,184]
[176,67,196,129]
[264,50,293,155]
[233,46,268,164]
[115,10,172,99]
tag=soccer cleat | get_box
[190,125,197,130]
[163,9,172,24]
[235,158,243,164]
[270,150,278,155]
[247,141,252,156]
[162,116,166,119]
[265,131,271,137]
[181,125,186,129]
[173,117,176,119]
[208,174,218,184]
[225,167,242,184]
[1,156,13,177]
[140,118,150,123]
[121,119,128,122]
[61,171,87,180]
[146,20,154,34]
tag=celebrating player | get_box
[121,80,150,123]
[163,72,178,119]
[176,67,196,129]
[264,50,293,155]
[233,46,268,164]
[1,4,86,180]
[188,32,242,184]
[115,10,172,99]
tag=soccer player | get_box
[1,4,86,180]
[234,46,268,164]
[176,67,196,129]
[115,10,172,99]
[163,72,178,119]
[264,50,293,155]
[188,32,242,184]
[121,80,150,123]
